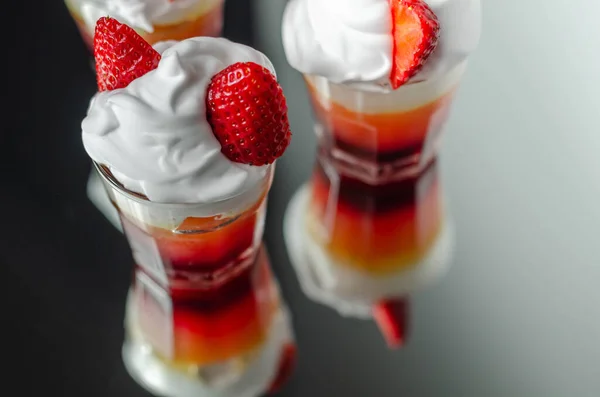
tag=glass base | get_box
[122,290,293,397]
[87,170,122,231]
[283,184,455,319]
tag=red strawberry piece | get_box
[389,0,440,89]
[267,342,297,394]
[373,298,410,349]
[94,16,161,92]
[206,62,292,166]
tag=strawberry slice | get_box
[373,298,410,348]
[206,62,292,166]
[389,0,440,89]
[94,16,161,92]
[267,343,297,394]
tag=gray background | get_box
[256,0,600,396]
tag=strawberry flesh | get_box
[206,62,292,166]
[390,0,440,89]
[94,16,161,92]
[373,298,410,348]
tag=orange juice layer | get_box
[306,82,457,157]
[136,247,278,366]
[307,160,442,275]
[69,1,224,50]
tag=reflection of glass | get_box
[65,0,225,51]
[96,164,295,396]
[285,62,466,345]
[285,158,453,316]
[308,154,442,277]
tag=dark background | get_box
[1,1,261,395]
[4,1,600,396]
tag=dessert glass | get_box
[305,61,467,177]
[284,62,465,319]
[65,0,226,50]
[95,163,295,396]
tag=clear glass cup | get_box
[95,163,295,396]
[285,64,462,321]
[304,60,468,177]
[65,0,226,51]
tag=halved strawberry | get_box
[267,343,297,394]
[94,16,161,91]
[390,0,440,89]
[373,298,410,348]
[206,62,292,166]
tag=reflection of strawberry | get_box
[94,16,161,91]
[373,298,410,348]
[267,343,297,394]
[206,62,292,166]
[390,0,440,89]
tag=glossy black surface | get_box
[5,1,600,396]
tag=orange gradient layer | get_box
[307,164,442,275]
[118,197,264,271]
[151,199,264,269]
[136,247,278,366]
[69,1,224,50]
[306,82,457,154]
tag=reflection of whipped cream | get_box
[82,38,275,204]
[282,0,481,90]
[68,0,220,33]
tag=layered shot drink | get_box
[305,61,466,177]
[83,19,294,395]
[65,0,225,50]
[282,0,480,344]
[98,165,294,395]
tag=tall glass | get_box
[285,63,464,321]
[65,0,226,51]
[96,164,295,396]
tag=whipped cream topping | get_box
[82,38,275,204]
[282,0,481,90]
[69,0,219,33]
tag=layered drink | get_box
[285,157,454,347]
[308,156,443,277]
[65,0,225,50]
[282,0,480,346]
[82,18,294,396]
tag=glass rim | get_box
[93,161,273,209]
[303,74,393,94]
[303,59,469,94]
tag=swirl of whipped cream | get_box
[82,38,275,204]
[282,0,481,90]
[68,0,219,33]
